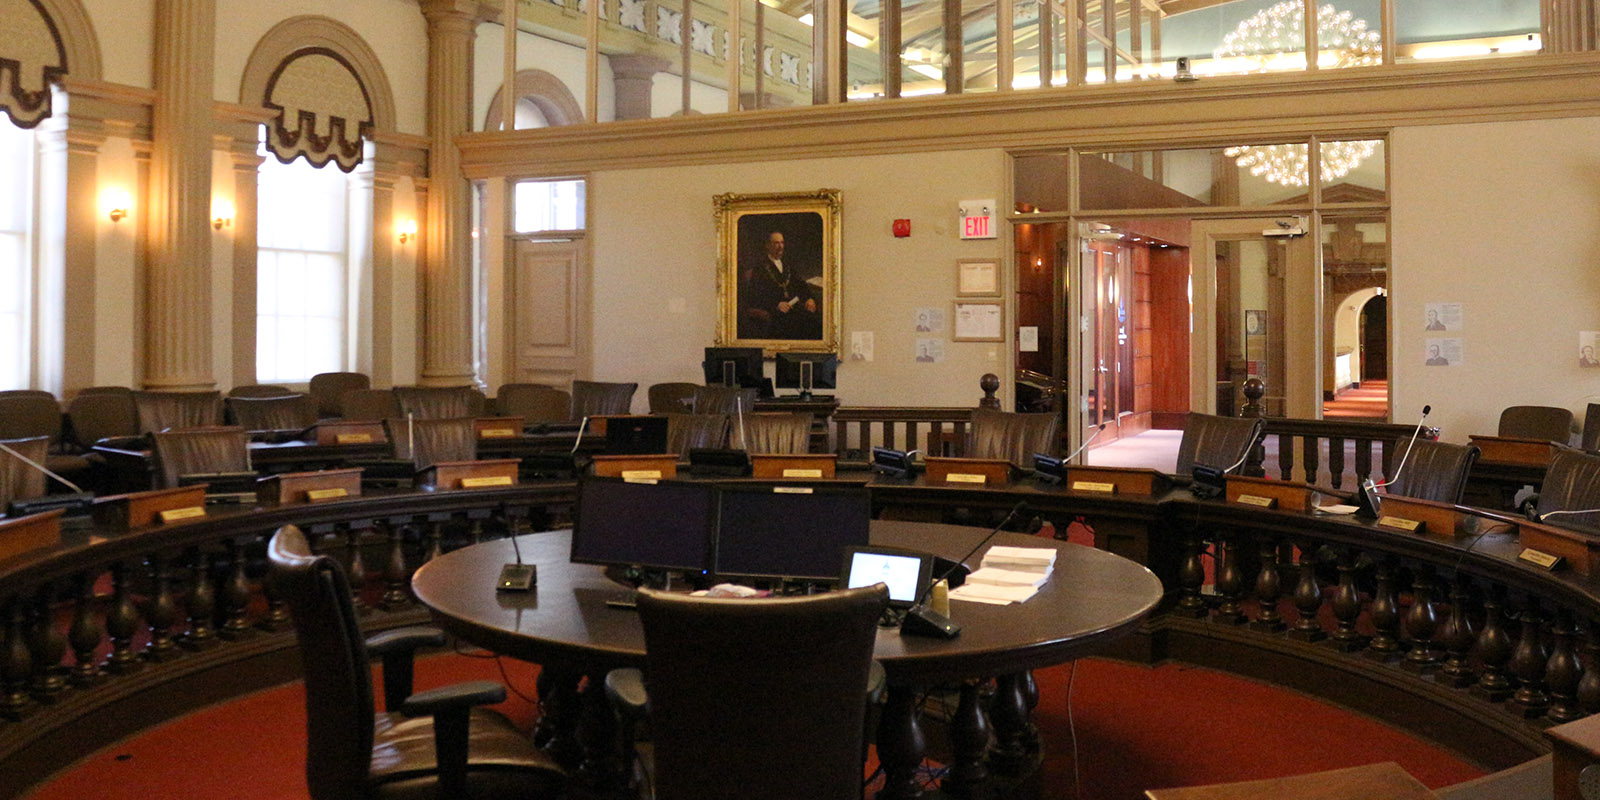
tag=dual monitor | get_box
[701,347,837,398]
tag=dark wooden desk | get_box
[412,521,1162,799]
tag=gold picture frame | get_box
[952,301,1004,342]
[715,189,842,354]
[956,259,1000,297]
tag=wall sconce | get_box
[102,188,132,223]
[212,199,235,231]
[398,219,418,245]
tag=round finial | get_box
[979,373,1000,409]
[1242,377,1264,402]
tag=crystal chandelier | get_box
[1217,2,1381,186]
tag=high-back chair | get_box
[1536,446,1600,529]
[732,411,812,454]
[1584,403,1600,452]
[690,385,759,415]
[65,391,140,448]
[385,417,477,471]
[623,585,887,800]
[226,394,318,432]
[340,389,402,422]
[227,384,296,399]
[1498,405,1575,445]
[570,380,637,418]
[1174,413,1265,475]
[0,437,49,506]
[967,407,1060,466]
[267,526,566,800]
[1386,440,1480,505]
[150,426,252,489]
[647,382,698,414]
[665,413,729,455]
[0,394,91,482]
[494,384,571,423]
[393,386,487,420]
[308,372,371,419]
[133,390,224,434]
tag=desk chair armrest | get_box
[866,662,886,705]
[399,679,508,717]
[604,668,648,719]
[398,680,509,799]
[366,626,447,710]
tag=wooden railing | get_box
[1237,378,1438,488]
[830,373,1001,463]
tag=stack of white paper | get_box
[949,544,1056,605]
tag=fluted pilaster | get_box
[419,0,484,387]
[144,0,216,390]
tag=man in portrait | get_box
[1426,344,1449,366]
[1581,345,1599,367]
[1425,309,1446,331]
[738,228,821,340]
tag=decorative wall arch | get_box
[239,16,397,171]
[0,0,101,128]
[482,69,583,131]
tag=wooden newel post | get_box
[979,374,1001,410]
[1240,377,1267,477]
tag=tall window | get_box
[514,178,585,233]
[257,145,350,383]
[0,120,34,391]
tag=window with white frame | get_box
[0,120,34,391]
[256,143,351,383]
[513,178,585,233]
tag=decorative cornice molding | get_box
[458,53,1600,177]
[239,15,398,142]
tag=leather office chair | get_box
[606,584,888,800]
[0,437,49,506]
[1174,413,1265,475]
[967,407,1060,466]
[386,418,477,471]
[309,372,371,419]
[267,525,566,800]
[342,389,403,422]
[227,384,296,399]
[731,411,812,454]
[690,385,759,415]
[394,386,487,420]
[1535,446,1600,529]
[1386,440,1480,505]
[665,413,729,455]
[494,383,571,423]
[133,390,224,433]
[646,382,698,414]
[226,394,318,432]
[1582,403,1600,452]
[0,389,56,400]
[75,385,134,396]
[150,426,252,489]
[0,394,91,483]
[65,391,140,449]
[570,380,637,417]
[1498,405,1575,445]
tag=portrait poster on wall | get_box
[715,189,842,354]
[1424,337,1463,367]
[1424,303,1463,332]
[1580,331,1600,367]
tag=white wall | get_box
[78,0,153,88]
[1391,116,1600,443]
[588,149,1011,411]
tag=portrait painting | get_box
[715,189,842,354]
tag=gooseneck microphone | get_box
[1356,404,1431,519]
[0,440,96,516]
[901,500,1028,640]
[1526,506,1600,525]
[0,440,85,494]
[1374,405,1433,490]
[569,416,590,454]
[497,522,536,592]
[1190,445,1256,499]
[1063,423,1108,464]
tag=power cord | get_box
[1067,660,1082,800]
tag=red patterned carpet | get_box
[1323,379,1390,420]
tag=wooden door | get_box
[1360,295,1387,381]
[509,238,588,387]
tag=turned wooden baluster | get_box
[1289,543,1324,641]
[1214,535,1246,624]
[68,570,102,687]
[104,562,140,674]
[424,511,450,563]
[345,523,370,613]
[1579,623,1600,716]
[1436,576,1477,688]
[990,673,1032,774]
[1471,584,1515,702]
[144,554,180,662]
[1402,566,1441,672]
[1020,670,1040,753]
[28,584,66,703]
[942,680,991,797]
[380,520,411,610]
[1366,557,1403,661]
[1328,547,1366,651]
[2,598,30,720]
[877,683,929,800]
[1175,532,1208,617]
[218,539,252,639]
[1547,609,1583,722]
[1251,535,1285,631]
[182,547,217,649]
[1510,600,1550,717]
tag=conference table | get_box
[412,519,1164,799]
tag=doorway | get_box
[508,238,589,387]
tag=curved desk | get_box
[412,520,1163,798]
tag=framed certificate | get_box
[956,259,1000,297]
[952,301,1004,341]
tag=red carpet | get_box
[26,648,1483,800]
[1323,379,1389,420]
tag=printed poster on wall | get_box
[1424,303,1463,331]
[914,307,945,333]
[1581,332,1600,367]
[915,338,946,363]
[1424,337,1463,367]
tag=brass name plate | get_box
[1518,548,1564,570]
[1235,494,1277,509]
[335,433,373,444]
[621,470,662,480]
[1071,481,1117,493]
[159,506,206,523]
[945,473,987,484]
[306,488,348,502]
[461,476,515,488]
[478,428,516,439]
[623,477,658,485]
[774,487,815,494]
[782,468,824,478]
[1378,516,1424,532]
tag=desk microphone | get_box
[496,525,536,592]
[1525,506,1600,525]
[1355,405,1431,519]
[1065,423,1108,463]
[0,440,94,516]
[570,416,589,454]
[735,396,748,453]
[1032,424,1107,484]
[901,500,1028,640]
[1190,446,1255,499]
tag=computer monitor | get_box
[774,351,838,398]
[713,484,871,582]
[840,545,933,608]
[702,347,765,389]
[603,415,670,454]
[570,477,717,572]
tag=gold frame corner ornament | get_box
[714,189,843,355]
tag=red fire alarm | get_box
[893,219,911,237]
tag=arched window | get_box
[0,118,34,390]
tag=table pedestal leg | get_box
[537,668,583,766]
[575,673,628,796]
[990,672,1034,776]
[942,679,993,799]
[877,683,927,799]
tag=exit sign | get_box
[959,199,997,240]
